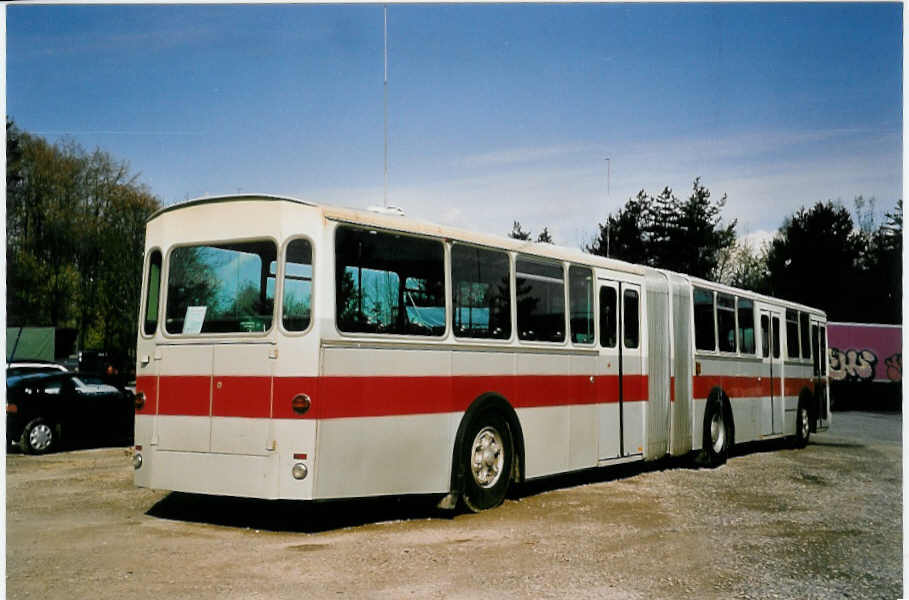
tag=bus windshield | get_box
[165,240,277,334]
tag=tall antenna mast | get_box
[383,5,389,208]
[605,157,611,257]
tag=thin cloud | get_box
[453,144,599,169]
[288,126,901,251]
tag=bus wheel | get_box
[702,396,729,467]
[463,412,513,512]
[794,402,811,449]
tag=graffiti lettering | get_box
[828,348,878,382]
[885,353,902,383]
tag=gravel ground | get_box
[5,411,902,599]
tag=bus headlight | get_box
[292,463,308,480]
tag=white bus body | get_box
[134,195,829,509]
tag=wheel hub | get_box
[471,427,504,488]
[29,424,53,452]
[710,412,725,454]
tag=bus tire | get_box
[794,400,811,449]
[462,411,513,512]
[701,394,730,467]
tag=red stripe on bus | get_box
[138,373,817,420]
[140,374,648,420]
[692,375,814,400]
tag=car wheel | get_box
[462,411,513,512]
[21,418,55,454]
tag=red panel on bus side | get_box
[157,375,211,416]
[135,375,158,415]
[212,376,271,419]
[692,375,762,399]
[595,374,620,404]
[622,374,649,403]
[273,376,457,420]
[690,374,812,400]
[784,377,813,396]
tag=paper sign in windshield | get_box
[183,306,207,334]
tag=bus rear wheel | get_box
[462,412,513,512]
[794,402,811,448]
[701,395,729,467]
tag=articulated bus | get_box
[133,195,830,511]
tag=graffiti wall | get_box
[828,322,902,383]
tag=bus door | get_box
[155,239,279,457]
[597,280,644,460]
[156,342,274,456]
[811,320,830,431]
[210,342,275,455]
[759,310,784,435]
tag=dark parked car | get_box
[6,372,134,454]
[6,360,68,377]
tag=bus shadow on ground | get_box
[146,492,450,533]
[516,437,842,499]
[146,438,843,533]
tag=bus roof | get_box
[149,194,824,318]
[150,193,649,276]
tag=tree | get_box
[509,221,531,241]
[765,201,866,320]
[509,221,554,244]
[715,240,770,293]
[670,178,737,279]
[586,189,649,264]
[860,199,902,323]
[6,126,84,328]
[587,179,736,279]
[6,121,160,369]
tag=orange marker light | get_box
[291,394,311,415]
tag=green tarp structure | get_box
[6,327,55,362]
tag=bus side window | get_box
[737,297,755,355]
[569,266,594,344]
[811,323,820,376]
[800,312,812,360]
[819,326,828,375]
[143,250,162,336]
[772,316,781,359]
[451,245,511,339]
[785,309,799,359]
[335,226,445,336]
[515,257,565,342]
[760,314,770,358]
[599,287,617,348]
[693,287,716,351]
[623,289,639,349]
[717,293,736,353]
[283,239,313,332]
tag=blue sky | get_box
[7,3,903,248]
